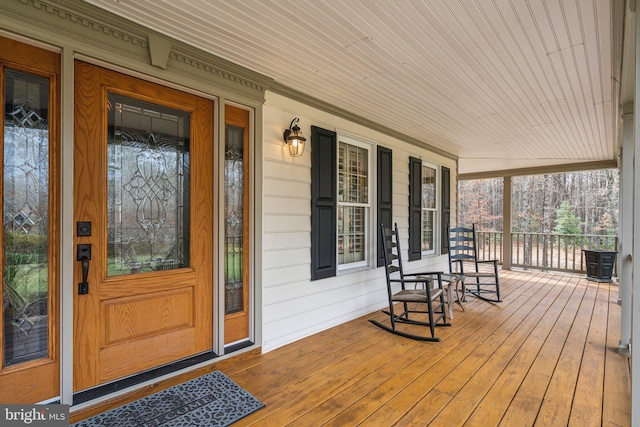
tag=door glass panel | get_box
[3,69,50,366]
[107,93,190,276]
[224,125,244,314]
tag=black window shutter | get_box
[441,166,451,254]
[377,146,393,267]
[310,126,337,280]
[408,156,422,261]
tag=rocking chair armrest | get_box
[389,278,432,284]
[390,277,444,289]
[403,271,444,278]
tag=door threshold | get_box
[224,340,254,353]
[73,351,218,405]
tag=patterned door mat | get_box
[72,371,264,426]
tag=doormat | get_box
[72,371,264,427]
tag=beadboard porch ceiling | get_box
[83,0,625,175]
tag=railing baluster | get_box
[570,235,575,271]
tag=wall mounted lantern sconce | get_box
[283,117,306,157]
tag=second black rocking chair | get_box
[369,223,450,342]
[448,224,502,303]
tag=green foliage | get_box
[553,201,582,235]
[225,252,243,281]
[4,232,48,255]
[3,231,49,318]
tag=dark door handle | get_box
[77,244,92,295]
[79,256,89,294]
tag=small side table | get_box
[417,273,466,319]
[439,274,466,319]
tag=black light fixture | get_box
[283,117,306,157]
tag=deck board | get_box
[569,281,609,426]
[462,275,580,426]
[499,276,587,426]
[603,283,631,426]
[70,270,630,426]
[534,278,599,426]
[423,274,573,426]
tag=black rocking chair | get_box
[448,224,501,303]
[369,223,450,342]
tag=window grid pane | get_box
[422,210,434,251]
[338,206,366,264]
[422,165,436,209]
[421,165,437,252]
[338,140,369,266]
[339,142,368,204]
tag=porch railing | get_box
[475,230,503,264]
[475,231,618,275]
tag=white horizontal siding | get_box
[261,92,456,352]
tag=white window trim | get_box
[421,160,440,256]
[336,134,374,271]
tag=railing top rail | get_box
[498,232,617,238]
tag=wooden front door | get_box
[73,61,214,391]
[0,36,60,404]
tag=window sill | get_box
[337,265,372,276]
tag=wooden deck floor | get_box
[71,270,630,426]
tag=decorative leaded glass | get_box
[3,69,50,366]
[107,93,190,276]
[225,125,244,315]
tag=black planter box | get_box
[583,249,617,282]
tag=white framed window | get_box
[337,135,372,270]
[421,162,438,254]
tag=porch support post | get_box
[620,102,633,356]
[632,3,640,422]
[60,46,75,405]
[215,98,226,355]
[502,176,512,270]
